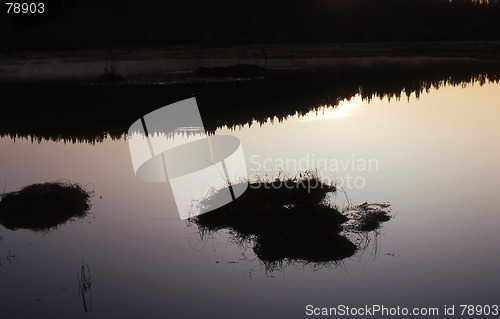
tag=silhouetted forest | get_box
[2,0,500,50]
[1,60,500,143]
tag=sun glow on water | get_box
[215,93,365,135]
[298,94,363,121]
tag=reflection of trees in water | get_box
[187,176,391,272]
[2,60,500,142]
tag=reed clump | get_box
[191,172,391,265]
[193,174,353,263]
[0,181,92,231]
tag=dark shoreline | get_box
[5,41,500,60]
[2,41,500,82]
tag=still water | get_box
[1,81,499,318]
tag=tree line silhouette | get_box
[2,0,500,50]
[1,59,500,143]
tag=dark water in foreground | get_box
[1,81,500,318]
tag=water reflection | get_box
[188,174,391,272]
[77,262,93,313]
[1,60,500,143]
[0,78,499,317]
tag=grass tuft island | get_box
[0,181,92,231]
[190,173,391,267]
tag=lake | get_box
[1,72,500,318]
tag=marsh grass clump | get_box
[190,171,392,268]
[191,173,357,264]
[0,181,92,231]
[343,202,392,232]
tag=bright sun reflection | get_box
[299,94,363,121]
[215,94,365,133]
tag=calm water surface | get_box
[1,82,499,318]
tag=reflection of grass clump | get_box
[192,174,357,265]
[0,181,92,231]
